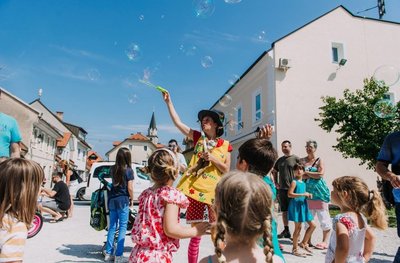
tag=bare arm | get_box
[335,222,350,263]
[202,151,231,174]
[162,92,192,138]
[65,170,71,185]
[42,187,57,198]
[287,181,311,198]
[10,142,21,158]
[376,161,400,188]
[127,180,134,206]
[363,227,376,262]
[305,158,325,179]
[163,203,209,239]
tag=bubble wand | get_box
[139,79,168,93]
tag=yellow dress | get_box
[177,136,229,205]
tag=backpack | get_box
[90,187,107,231]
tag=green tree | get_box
[316,78,400,170]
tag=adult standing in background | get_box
[300,140,331,250]
[0,90,21,157]
[273,140,300,239]
[60,160,75,218]
[376,131,400,263]
[168,139,188,188]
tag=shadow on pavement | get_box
[57,243,132,261]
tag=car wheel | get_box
[76,187,86,201]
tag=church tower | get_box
[147,111,158,144]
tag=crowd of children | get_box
[0,89,392,263]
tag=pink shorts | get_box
[186,197,216,223]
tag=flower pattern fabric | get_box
[129,186,189,263]
[325,213,367,263]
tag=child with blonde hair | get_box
[326,176,388,263]
[129,148,209,263]
[287,163,315,257]
[0,158,44,262]
[200,171,284,263]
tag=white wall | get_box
[272,8,400,189]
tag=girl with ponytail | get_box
[326,176,388,263]
[129,148,209,263]
[200,171,284,263]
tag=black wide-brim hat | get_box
[198,109,225,137]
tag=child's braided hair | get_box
[214,171,274,263]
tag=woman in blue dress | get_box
[288,163,315,257]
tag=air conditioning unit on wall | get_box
[278,58,291,69]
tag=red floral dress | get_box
[129,186,190,263]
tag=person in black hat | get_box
[162,92,232,263]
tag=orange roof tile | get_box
[156,143,165,149]
[57,132,71,147]
[127,133,150,141]
[113,141,121,146]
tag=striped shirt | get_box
[0,214,27,262]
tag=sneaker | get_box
[277,229,291,239]
[114,256,126,263]
[104,254,114,261]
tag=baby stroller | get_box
[95,180,137,257]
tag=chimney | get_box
[56,111,64,120]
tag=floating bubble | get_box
[186,45,197,56]
[373,65,400,86]
[257,30,267,42]
[219,94,232,107]
[224,0,241,3]
[193,0,215,18]
[201,56,213,68]
[128,94,138,104]
[228,74,240,85]
[226,120,237,131]
[373,99,397,118]
[126,43,142,61]
[161,14,165,19]
[139,15,144,21]
[87,68,100,81]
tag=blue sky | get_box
[1,0,399,157]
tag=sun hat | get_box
[198,109,225,137]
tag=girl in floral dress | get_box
[326,176,388,263]
[129,148,209,263]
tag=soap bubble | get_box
[219,94,232,107]
[373,99,397,118]
[257,30,267,42]
[139,15,144,21]
[228,74,240,85]
[87,68,100,81]
[373,65,400,86]
[193,0,215,18]
[224,0,241,3]
[201,56,213,68]
[126,43,142,61]
[128,94,138,104]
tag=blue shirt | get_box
[377,131,400,203]
[0,113,22,157]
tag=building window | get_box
[144,146,148,151]
[331,42,344,63]
[142,160,147,166]
[129,144,133,151]
[237,106,243,132]
[78,149,81,160]
[253,90,262,124]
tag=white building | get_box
[0,88,61,182]
[30,100,91,174]
[211,6,400,189]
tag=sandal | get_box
[314,242,328,250]
[292,248,307,258]
[299,243,313,255]
[49,217,63,223]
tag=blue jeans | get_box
[106,205,129,256]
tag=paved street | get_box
[25,201,398,262]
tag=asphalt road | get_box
[24,201,398,262]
